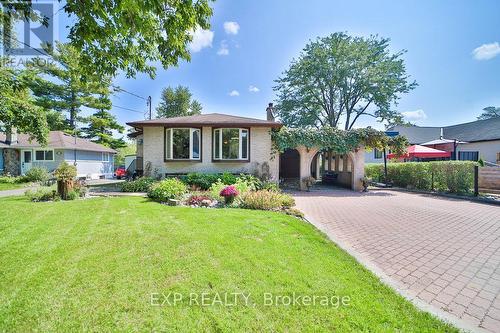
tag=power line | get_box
[113,86,147,101]
[112,104,145,114]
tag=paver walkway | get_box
[0,186,36,198]
[293,188,500,332]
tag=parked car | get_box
[114,166,126,179]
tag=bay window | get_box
[213,128,249,160]
[165,128,201,160]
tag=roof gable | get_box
[127,113,282,128]
[0,131,117,153]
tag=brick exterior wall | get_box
[142,126,279,181]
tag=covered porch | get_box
[279,146,366,191]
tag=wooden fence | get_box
[479,166,500,193]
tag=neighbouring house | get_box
[0,130,116,179]
[127,107,367,191]
[365,117,500,164]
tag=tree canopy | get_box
[82,109,127,150]
[27,42,113,131]
[0,63,48,144]
[274,32,417,130]
[477,106,499,120]
[156,85,202,118]
[1,0,213,78]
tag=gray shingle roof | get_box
[389,117,500,144]
[443,117,500,142]
[0,131,117,153]
[389,125,442,144]
[127,113,282,128]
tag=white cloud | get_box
[217,40,229,56]
[223,21,240,35]
[229,90,240,97]
[472,42,500,60]
[248,85,260,93]
[401,109,427,121]
[189,28,214,53]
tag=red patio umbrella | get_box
[387,144,451,159]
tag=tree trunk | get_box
[57,179,74,200]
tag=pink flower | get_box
[220,185,239,198]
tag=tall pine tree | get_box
[27,42,112,132]
[82,106,127,150]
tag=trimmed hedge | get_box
[365,161,476,194]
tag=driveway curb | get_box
[303,214,487,333]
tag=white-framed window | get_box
[102,152,110,162]
[34,149,54,161]
[213,128,249,160]
[165,128,201,160]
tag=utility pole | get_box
[147,96,152,120]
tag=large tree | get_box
[0,62,48,144]
[1,0,213,142]
[477,106,500,120]
[82,108,127,150]
[27,42,112,131]
[0,0,213,78]
[156,85,202,118]
[274,32,417,130]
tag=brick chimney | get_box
[5,127,18,145]
[266,103,275,121]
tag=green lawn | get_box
[0,182,26,191]
[0,196,456,332]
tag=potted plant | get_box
[220,185,239,205]
[301,176,316,191]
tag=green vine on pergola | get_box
[272,126,408,156]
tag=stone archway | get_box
[293,146,365,191]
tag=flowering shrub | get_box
[186,194,213,207]
[219,185,239,204]
[147,178,187,202]
[209,179,250,199]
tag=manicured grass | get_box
[0,196,456,332]
[0,182,26,191]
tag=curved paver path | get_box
[293,188,500,332]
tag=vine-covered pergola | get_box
[272,126,408,190]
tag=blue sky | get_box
[55,0,500,129]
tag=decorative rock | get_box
[200,199,212,207]
[168,199,180,206]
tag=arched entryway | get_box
[280,146,365,191]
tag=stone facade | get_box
[141,126,279,181]
[3,149,21,176]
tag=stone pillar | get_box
[349,147,365,191]
[295,145,319,191]
[315,153,321,180]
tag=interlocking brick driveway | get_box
[293,188,500,332]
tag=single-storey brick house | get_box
[127,113,282,181]
[127,111,367,191]
[0,130,116,179]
